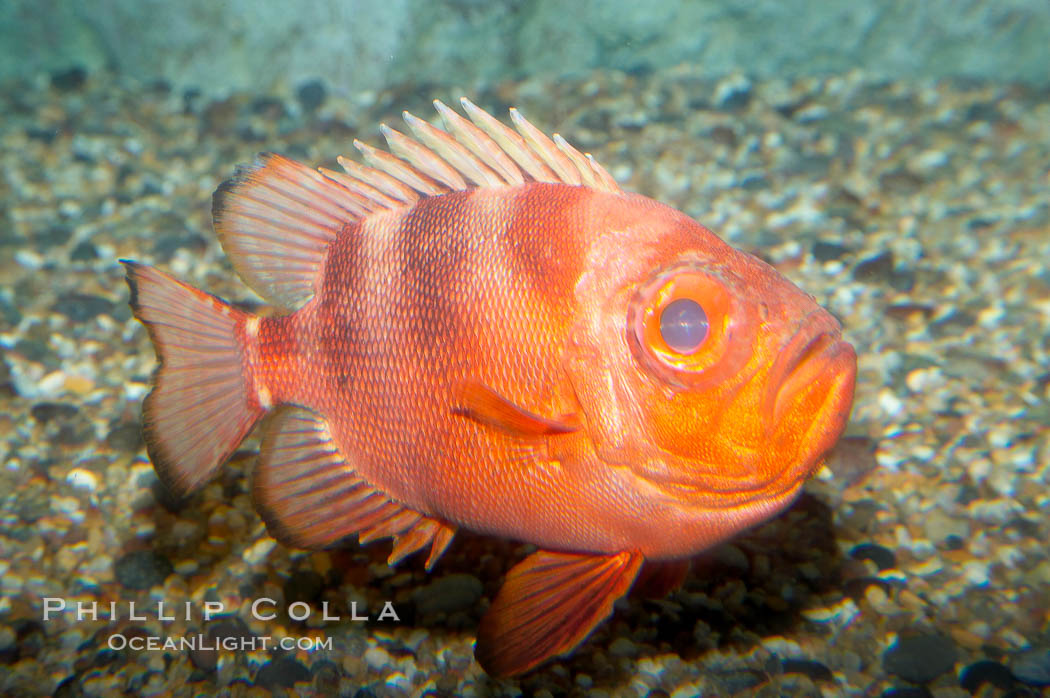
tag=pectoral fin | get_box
[475,549,643,677]
[455,380,579,437]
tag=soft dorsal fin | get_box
[211,101,620,309]
[253,407,455,570]
[475,549,643,676]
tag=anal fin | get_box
[253,407,454,568]
[475,549,643,677]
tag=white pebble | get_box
[877,388,905,417]
[65,468,99,492]
[364,645,394,672]
[242,537,275,565]
[14,249,45,270]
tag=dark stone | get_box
[944,535,966,551]
[716,86,751,111]
[967,216,997,231]
[812,240,851,262]
[208,616,255,642]
[254,657,311,689]
[70,241,99,261]
[236,126,266,142]
[30,402,79,424]
[955,484,980,506]
[106,422,143,452]
[297,80,327,112]
[1005,517,1040,538]
[843,576,895,599]
[52,676,85,698]
[26,127,60,144]
[879,169,924,194]
[708,125,737,147]
[284,570,325,606]
[824,436,879,488]
[960,660,1016,693]
[38,225,72,248]
[781,658,833,682]
[55,422,92,446]
[14,338,54,363]
[191,616,256,671]
[114,550,174,590]
[51,66,87,91]
[714,669,767,693]
[964,102,1002,123]
[883,632,958,683]
[52,293,114,322]
[853,251,895,282]
[881,688,933,698]
[849,543,896,571]
[251,96,287,119]
[1011,647,1050,686]
[92,648,120,667]
[311,659,341,691]
[353,689,379,698]
[0,294,21,326]
[151,232,207,259]
[413,573,484,616]
[739,173,767,190]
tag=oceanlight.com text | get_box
[107,633,333,652]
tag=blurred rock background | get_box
[4,0,1049,94]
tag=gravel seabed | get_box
[1,66,1048,697]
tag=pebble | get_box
[883,632,959,683]
[412,573,483,616]
[113,550,174,590]
[1010,647,1050,687]
[364,645,395,672]
[849,543,896,571]
[608,637,638,657]
[2,62,1049,698]
[781,658,833,682]
[254,657,311,689]
[296,80,327,112]
[958,660,1016,693]
[64,468,99,492]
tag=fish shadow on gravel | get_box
[141,450,845,691]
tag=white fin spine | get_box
[403,110,504,188]
[587,152,619,190]
[553,133,598,188]
[354,138,446,196]
[460,97,558,183]
[335,155,418,206]
[381,123,468,191]
[510,108,581,185]
[433,100,526,185]
[212,102,620,308]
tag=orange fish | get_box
[121,98,856,676]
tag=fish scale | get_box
[121,99,856,677]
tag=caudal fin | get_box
[122,260,266,497]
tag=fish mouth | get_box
[763,310,848,417]
[766,318,857,483]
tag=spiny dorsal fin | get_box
[211,101,621,309]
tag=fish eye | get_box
[659,298,708,354]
